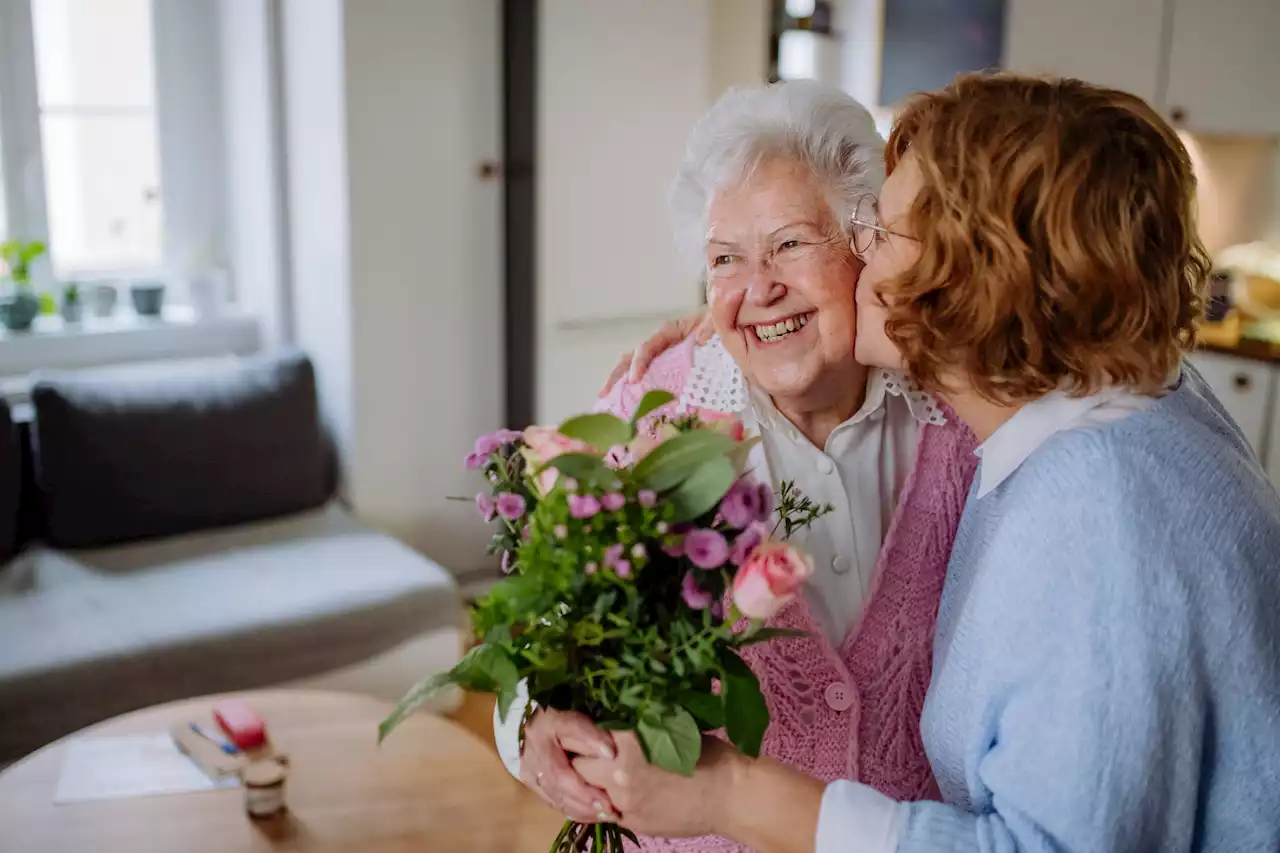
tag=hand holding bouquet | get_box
[380,392,825,852]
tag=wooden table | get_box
[0,689,564,852]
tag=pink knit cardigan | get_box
[597,338,978,852]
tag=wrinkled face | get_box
[705,157,862,402]
[853,151,923,370]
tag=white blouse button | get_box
[824,682,854,712]
[816,457,834,475]
[831,554,850,575]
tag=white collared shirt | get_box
[816,382,1159,853]
[751,369,930,642]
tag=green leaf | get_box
[631,390,676,423]
[558,412,634,450]
[732,627,807,648]
[544,452,612,487]
[727,435,762,474]
[637,707,702,776]
[379,670,458,743]
[634,430,734,492]
[620,828,641,846]
[720,650,769,758]
[679,691,725,731]
[597,719,632,731]
[455,643,520,698]
[667,456,737,523]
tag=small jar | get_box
[241,758,287,818]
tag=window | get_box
[31,0,162,275]
[0,0,167,284]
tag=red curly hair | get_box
[881,73,1210,403]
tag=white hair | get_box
[669,80,885,272]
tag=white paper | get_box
[54,733,239,804]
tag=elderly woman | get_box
[494,81,978,850]
[569,74,1280,852]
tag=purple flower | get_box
[757,483,774,520]
[615,560,632,578]
[637,490,657,508]
[604,543,624,568]
[711,600,726,620]
[501,551,513,574]
[661,537,685,558]
[496,493,527,520]
[464,452,486,470]
[685,528,729,570]
[475,493,495,522]
[522,524,531,541]
[719,479,765,528]
[601,493,626,512]
[729,522,766,565]
[474,429,522,457]
[681,570,713,610]
[569,495,601,519]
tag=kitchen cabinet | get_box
[1188,351,1278,470]
[1003,0,1280,136]
[1165,0,1280,136]
[1003,0,1167,105]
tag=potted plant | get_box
[61,282,83,324]
[130,276,167,317]
[91,281,119,318]
[0,239,47,332]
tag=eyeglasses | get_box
[849,192,915,258]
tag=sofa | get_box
[0,351,459,763]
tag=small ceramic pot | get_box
[188,270,228,320]
[60,300,83,324]
[130,280,166,317]
[0,290,40,332]
[92,283,118,318]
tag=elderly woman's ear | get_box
[599,308,713,396]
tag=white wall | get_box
[279,0,503,578]
[537,0,727,423]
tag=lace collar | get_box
[678,334,946,426]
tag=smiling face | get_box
[853,151,924,371]
[704,157,862,405]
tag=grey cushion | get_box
[0,503,458,762]
[30,351,332,549]
[0,400,17,560]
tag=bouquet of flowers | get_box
[379,391,826,852]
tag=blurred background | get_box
[1,0,1278,596]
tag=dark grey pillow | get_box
[30,350,334,548]
[0,399,18,559]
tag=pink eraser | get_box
[212,698,267,750]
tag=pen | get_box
[189,722,239,755]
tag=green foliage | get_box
[0,240,47,286]
[774,480,835,539]
[630,390,676,423]
[557,412,634,450]
[666,455,737,523]
[720,649,769,758]
[634,430,734,492]
[637,706,702,776]
[378,670,457,743]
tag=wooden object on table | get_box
[0,689,565,853]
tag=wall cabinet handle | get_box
[1233,373,1253,391]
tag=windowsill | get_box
[0,306,262,382]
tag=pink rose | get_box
[731,538,814,620]
[698,410,747,442]
[627,421,680,463]
[521,425,591,494]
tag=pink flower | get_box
[628,421,679,462]
[601,493,626,512]
[684,528,729,570]
[699,410,747,442]
[554,524,568,539]
[631,543,647,560]
[475,493,495,522]
[569,495,601,519]
[474,429,523,457]
[732,539,814,620]
[604,543,624,568]
[637,490,657,508]
[585,561,598,575]
[521,425,592,494]
[681,570,713,610]
[719,478,767,528]
[464,452,487,470]
[501,551,513,574]
[729,522,766,565]
[615,560,632,578]
[496,493,527,520]
[757,483,774,519]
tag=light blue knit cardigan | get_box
[899,368,1280,853]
